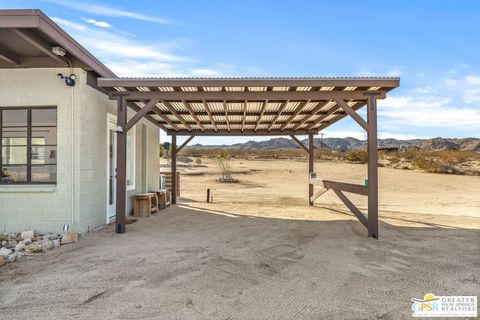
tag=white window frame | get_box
[126,126,136,191]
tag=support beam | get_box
[0,43,20,64]
[268,101,288,130]
[241,100,247,132]
[183,100,205,131]
[125,99,157,132]
[334,98,369,132]
[171,135,177,205]
[176,136,194,153]
[290,135,308,153]
[223,100,231,131]
[281,100,309,131]
[167,129,318,136]
[305,102,344,130]
[162,101,192,130]
[126,102,169,132]
[254,100,268,131]
[151,106,179,131]
[321,180,368,196]
[203,101,217,131]
[333,190,368,228]
[316,102,364,131]
[310,187,328,203]
[10,28,65,64]
[115,96,127,234]
[308,133,314,206]
[366,94,379,239]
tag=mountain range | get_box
[187,137,480,151]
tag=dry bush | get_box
[342,149,368,163]
[216,150,233,180]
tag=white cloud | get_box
[82,18,112,28]
[52,17,86,31]
[44,0,171,24]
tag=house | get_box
[0,10,160,234]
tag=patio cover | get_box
[98,77,399,239]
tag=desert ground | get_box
[0,158,479,319]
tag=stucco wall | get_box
[0,68,159,234]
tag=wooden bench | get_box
[133,193,158,217]
[151,189,171,209]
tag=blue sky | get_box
[1,0,479,145]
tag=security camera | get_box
[57,73,77,87]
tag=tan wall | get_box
[0,68,159,234]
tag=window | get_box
[126,127,135,190]
[1,107,57,184]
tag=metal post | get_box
[115,96,127,234]
[207,188,211,203]
[308,133,314,206]
[171,134,177,205]
[367,94,379,239]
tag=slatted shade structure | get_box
[98,77,399,239]
[97,77,399,136]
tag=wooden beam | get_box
[334,98,369,132]
[10,28,65,64]
[150,106,179,131]
[311,179,369,196]
[308,133,314,206]
[366,93,379,239]
[171,135,177,205]
[126,102,168,132]
[203,100,217,131]
[268,101,288,131]
[162,101,192,130]
[254,100,268,131]
[125,99,157,132]
[223,100,231,132]
[147,110,325,117]
[310,187,329,203]
[333,190,368,228]
[241,100,247,132]
[176,136,194,153]
[281,100,309,131]
[108,91,384,101]
[290,135,308,153]
[304,102,343,130]
[167,129,318,136]
[98,77,400,89]
[183,100,205,131]
[316,102,365,131]
[115,96,127,234]
[0,43,20,64]
[293,101,329,130]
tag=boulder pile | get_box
[0,230,79,267]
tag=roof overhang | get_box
[98,77,400,136]
[0,9,115,77]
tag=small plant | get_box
[195,158,202,165]
[216,150,238,182]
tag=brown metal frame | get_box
[103,78,398,238]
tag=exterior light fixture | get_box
[57,73,77,86]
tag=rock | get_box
[15,242,26,252]
[22,238,32,245]
[7,254,17,263]
[6,240,17,249]
[0,256,5,266]
[1,240,6,246]
[61,232,79,244]
[0,234,8,242]
[25,243,43,253]
[45,233,59,240]
[0,247,12,257]
[10,251,24,260]
[40,240,53,251]
[21,230,35,240]
[52,239,61,248]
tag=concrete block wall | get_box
[0,68,160,234]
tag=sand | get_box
[0,158,479,319]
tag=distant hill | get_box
[187,137,480,152]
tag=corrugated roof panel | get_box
[270,124,282,130]
[347,101,356,107]
[319,86,335,91]
[158,87,174,91]
[190,102,204,111]
[256,124,268,130]
[303,101,318,111]
[155,102,169,112]
[276,115,289,122]
[344,86,357,91]
[272,86,289,91]
[284,101,300,112]
[368,86,381,91]
[170,101,188,111]
[227,102,244,112]
[228,115,243,122]
[136,86,150,92]
[324,114,337,122]
[265,102,281,112]
[180,86,198,91]
[248,87,267,91]
[208,102,223,112]
[203,87,222,91]
[296,86,312,91]
[182,115,194,122]
[245,116,257,122]
[244,124,255,130]
[166,115,177,121]
[114,86,127,91]
[247,101,262,112]
[198,115,210,122]
[320,101,337,112]
[226,87,244,91]
[293,115,305,121]
[261,115,275,122]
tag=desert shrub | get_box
[216,151,233,180]
[344,149,368,163]
[195,158,202,165]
